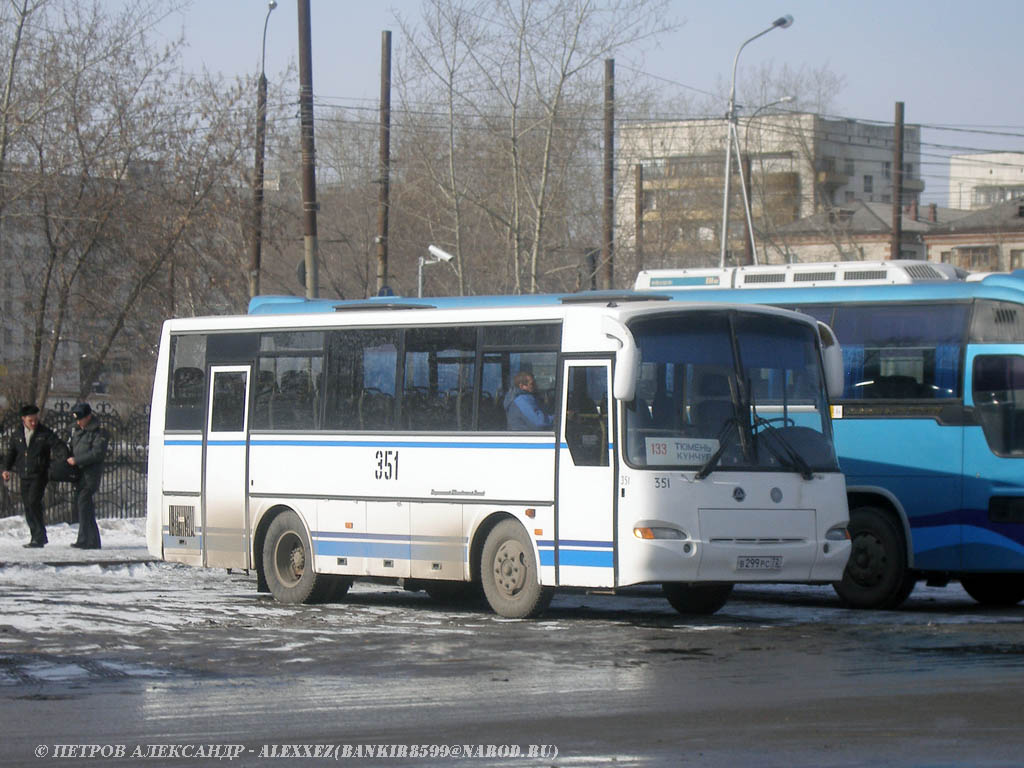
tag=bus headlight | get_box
[634,526,686,540]
[825,525,850,541]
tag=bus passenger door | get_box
[556,359,615,587]
[204,365,251,569]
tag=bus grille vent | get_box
[904,263,944,280]
[169,505,196,537]
[743,273,786,284]
[995,308,1018,325]
[709,537,805,544]
[793,271,836,282]
[844,269,887,281]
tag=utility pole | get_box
[634,163,644,275]
[601,59,614,290]
[376,30,391,295]
[249,0,276,299]
[297,0,319,298]
[890,101,904,261]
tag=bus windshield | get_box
[624,311,838,473]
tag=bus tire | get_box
[480,519,552,618]
[960,574,1024,606]
[263,510,325,604]
[833,506,915,609]
[662,582,733,615]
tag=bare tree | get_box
[0,0,254,405]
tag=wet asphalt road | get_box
[2,563,1024,767]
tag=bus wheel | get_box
[833,506,915,609]
[480,520,553,618]
[960,574,1024,606]
[263,510,324,604]
[662,582,733,615]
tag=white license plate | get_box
[736,555,783,570]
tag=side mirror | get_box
[817,321,844,400]
[602,316,639,401]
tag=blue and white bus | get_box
[638,260,1024,609]
[146,291,850,617]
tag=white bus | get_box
[146,292,850,617]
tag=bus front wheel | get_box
[263,510,326,604]
[960,574,1024,606]
[834,506,915,609]
[662,582,733,615]
[480,520,552,618]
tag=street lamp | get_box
[418,245,453,298]
[248,0,277,299]
[719,14,793,267]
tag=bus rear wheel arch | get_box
[480,519,553,618]
[262,509,331,604]
[834,505,916,609]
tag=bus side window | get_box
[324,330,397,431]
[565,366,609,467]
[166,334,206,431]
[973,355,1024,456]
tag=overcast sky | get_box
[139,0,1023,206]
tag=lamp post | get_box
[248,0,277,299]
[719,14,793,267]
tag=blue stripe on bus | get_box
[313,531,467,544]
[252,439,553,449]
[558,549,614,568]
[538,539,614,568]
[166,438,554,449]
[314,538,411,559]
[313,531,467,561]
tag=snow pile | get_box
[0,514,150,564]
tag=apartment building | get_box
[948,152,1024,210]
[619,113,923,268]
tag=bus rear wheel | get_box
[263,510,326,604]
[662,582,733,615]
[960,574,1024,606]
[480,520,552,618]
[834,506,915,609]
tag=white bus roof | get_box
[636,260,968,290]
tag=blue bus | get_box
[637,260,1024,608]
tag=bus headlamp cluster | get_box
[825,525,850,541]
[633,526,686,540]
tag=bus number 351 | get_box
[375,450,399,481]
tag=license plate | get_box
[736,555,783,570]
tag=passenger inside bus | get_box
[503,371,553,430]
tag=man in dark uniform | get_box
[2,404,57,548]
[67,402,108,550]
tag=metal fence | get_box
[0,402,149,522]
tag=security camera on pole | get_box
[419,245,453,298]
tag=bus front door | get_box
[556,359,615,587]
[203,365,251,569]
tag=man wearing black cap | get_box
[67,402,108,550]
[2,404,57,548]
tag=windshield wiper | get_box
[695,419,738,480]
[753,416,814,480]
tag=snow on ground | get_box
[0,515,151,564]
